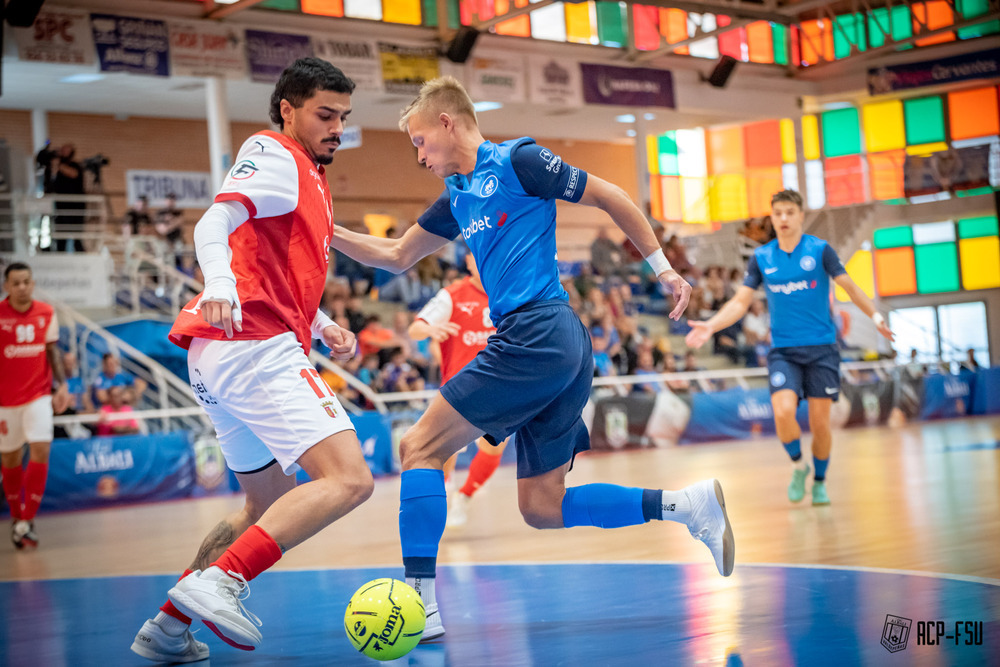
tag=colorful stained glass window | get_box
[874,247,917,295]
[835,249,875,302]
[863,100,905,153]
[772,23,789,65]
[658,132,679,176]
[746,21,774,63]
[707,126,745,173]
[709,173,749,222]
[747,168,783,217]
[802,115,821,160]
[344,0,382,19]
[903,96,946,145]
[833,13,866,59]
[744,120,783,168]
[596,1,627,47]
[821,107,861,157]
[303,0,345,16]
[948,86,1000,140]
[825,155,866,206]
[915,243,960,293]
[633,5,660,50]
[868,6,913,47]
[383,0,422,24]
[565,2,597,44]
[780,118,797,163]
[868,151,905,200]
[913,1,956,46]
[805,160,825,209]
[531,3,567,41]
[680,177,710,224]
[660,175,683,221]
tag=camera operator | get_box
[40,143,85,252]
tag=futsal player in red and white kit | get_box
[0,262,70,550]
[130,59,372,663]
[408,252,508,527]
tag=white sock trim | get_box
[407,576,436,607]
[154,610,189,635]
[658,489,692,524]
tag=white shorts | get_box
[188,332,355,475]
[0,395,54,453]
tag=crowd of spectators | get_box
[55,351,147,438]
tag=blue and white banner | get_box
[681,387,808,443]
[920,373,973,420]
[126,169,214,208]
[868,47,1000,94]
[42,432,194,511]
[971,367,1000,415]
[90,13,170,77]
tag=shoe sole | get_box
[711,479,736,577]
[130,639,209,663]
[167,587,260,650]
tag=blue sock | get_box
[399,469,447,579]
[782,438,802,461]
[813,456,829,481]
[562,484,646,528]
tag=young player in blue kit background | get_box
[331,77,735,639]
[687,189,894,506]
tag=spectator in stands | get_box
[682,350,702,373]
[391,310,432,379]
[62,350,93,415]
[963,348,981,372]
[573,262,598,300]
[713,320,754,367]
[96,386,141,436]
[663,353,691,393]
[727,267,743,299]
[903,349,925,379]
[42,143,86,252]
[702,266,728,310]
[91,353,147,407]
[632,348,662,394]
[154,193,185,252]
[663,235,693,276]
[591,227,624,278]
[123,196,154,238]
[356,354,381,391]
[591,317,620,377]
[743,298,771,367]
[380,347,426,393]
[357,314,399,362]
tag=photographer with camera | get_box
[37,143,85,252]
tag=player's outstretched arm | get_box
[578,174,691,318]
[833,274,894,341]
[686,286,756,349]
[193,201,250,338]
[331,223,449,273]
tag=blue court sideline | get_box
[1,563,996,666]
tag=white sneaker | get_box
[685,479,735,577]
[130,618,209,663]
[168,566,262,650]
[446,493,470,528]
[420,604,445,642]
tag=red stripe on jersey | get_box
[215,192,258,219]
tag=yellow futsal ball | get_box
[345,578,426,661]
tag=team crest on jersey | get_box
[230,160,258,180]
[800,256,816,271]
[481,175,499,197]
[321,400,338,418]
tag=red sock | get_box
[161,569,195,624]
[21,461,48,521]
[2,466,22,520]
[460,450,502,497]
[210,525,282,582]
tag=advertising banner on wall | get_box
[245,29,313,83]
[90,13,170,77]
[126,169,213,208]
[867,47,1000,94]
[314,38,383,93]
[468,52,527,103]
[169,21,246,79]
[379,42,440,95]
[581,63,675,108]
[528,58,584,107]
[12,7,96,65]
[1,253,113,308]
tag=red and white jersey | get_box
[0,298,58,407]
[416,277,494,384]
[170,131,335,353]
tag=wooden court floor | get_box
[1,415,998,665]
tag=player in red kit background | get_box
[409,252,507,527]
[0,262,70,550]
[130,59,371,663]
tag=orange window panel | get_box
[747,168,783,217]
[913,1,956,46]
[707,126,746,174]
[659,8,689,55]
[302,0,344,16]
[744,120,783,168]
[649,175,664,220]
[874,247,917,296]
[867,151,905,200]
[495,0,531,36]
[660,175,683,221]
[746,21,774,63]
[799,19,833,65]
[824,155,866,207]
[948,86,1000,140]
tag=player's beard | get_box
[316,139,339,165]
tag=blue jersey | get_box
[744,234,846,348]
[417,138,588,325]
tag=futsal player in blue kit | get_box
[687,189,894,505]
[331,77,735,639]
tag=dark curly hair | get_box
[269,58,356,129]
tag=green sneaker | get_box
[812,480,830,506]
[788,465,811,503]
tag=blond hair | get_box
[399,76,478,131]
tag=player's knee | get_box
[397,430,429,469]
[518,499,561,529]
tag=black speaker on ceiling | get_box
[444,26,480,64]
[705,55,738,88]
[4,0,47,27]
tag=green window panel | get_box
[772,24,789,65]
[874,225,914,249]
[658,132,679,176]
[957,186,998,197]
[958,216,1000,239]
[915,243,960,293]
[958,20,1000,39]
[903,97,946,145]
[956,0,990,18]
[596,2,627,47]
[422,0,460,28]
[868,6,913,48]
[833,13,867,59]
[260,0,299,8]
[821,107,861,157]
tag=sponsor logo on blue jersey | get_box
[767,279,817,295]
[463,215,494,240]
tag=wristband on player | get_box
[311,309,336,340]
[872,312,886,328]
[645,248,673,276]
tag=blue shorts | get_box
[767,344,841,401]
[440,299,593,479]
